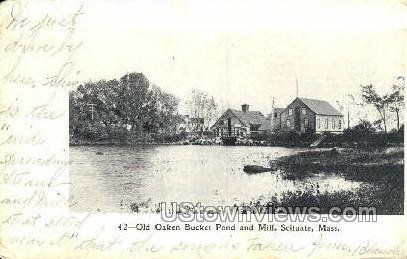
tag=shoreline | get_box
[69,141,404,149]
[263,147,404,214]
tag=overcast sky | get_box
[75,0,406,118]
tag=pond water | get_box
[69,145,362,213]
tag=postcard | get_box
[0,0,405,258]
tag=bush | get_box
[250,131,318,147]
[151,132,187,143]
[78,121,110,141]
[202,130,214,137]
[342,120,376,142]
[387,125,404,144]
[324,121,403,147]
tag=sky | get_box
[73,0,406,124]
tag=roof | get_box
[274,108,285,116]
[228,109,265,126]
[298,98,342,116]
[190,117,204,123]
[265,108,284,119]
[258,108,284,131]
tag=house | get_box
[258,108,284,132]
[190,117,205,132]
[279,97,344,133]
[175,115,205,133]
[175,115,189,133]
[211,104,265,136]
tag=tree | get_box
[204,97,218,129]
[148,85,180,133]
[360,84,391,133]
[343,119,376,142]
[69,72,180,142]
[118,73,151,134]
[337,94,366,129]
[387,76,405,130]
[187,89,218,129]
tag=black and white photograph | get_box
[68,20,404,216]
[0,0,406,258]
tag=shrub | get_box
[78,121,110,141]
[202,130,215,137]
[342,120,376,142]
[250,131,318,146]
[151,132,187,143]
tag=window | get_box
[274,112,278,118]
[332,118,335,129]
[286,119,291,129]
[288,108,293,116]
[338,119,342,129]
[302,108,306,115]
[325,118,328,129]
[304,118,308,128]
[317,119,320,129]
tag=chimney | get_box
[241,103,249,113]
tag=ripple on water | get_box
[69,145,361,212]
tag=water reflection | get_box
[69,145,362,213]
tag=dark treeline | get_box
[69,72,179,144]
[251,121,404,148]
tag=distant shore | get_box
[70,128,404,148]
[69,138,404,149]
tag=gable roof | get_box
[229,109,265,126]
[274,108,285,116]
[258,108,284,131]
[298,98,342,116]
[190,117,204,124]
[265,108,284,119]
[211,108,265,128]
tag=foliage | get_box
[69,72,179,143]
[360,84,391,133]
[250,131,318,147]
[186,89,219,128]
[323,120,403,147]
[342,119,376,138]
[360,77,405,133]
[151,132,187,143]
[265,148,404,214]
[387,77,405,130]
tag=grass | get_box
[128,147,404,215]
[260,147,404,214]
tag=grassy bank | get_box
[69,132,190,146]
[261,147,404,214]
